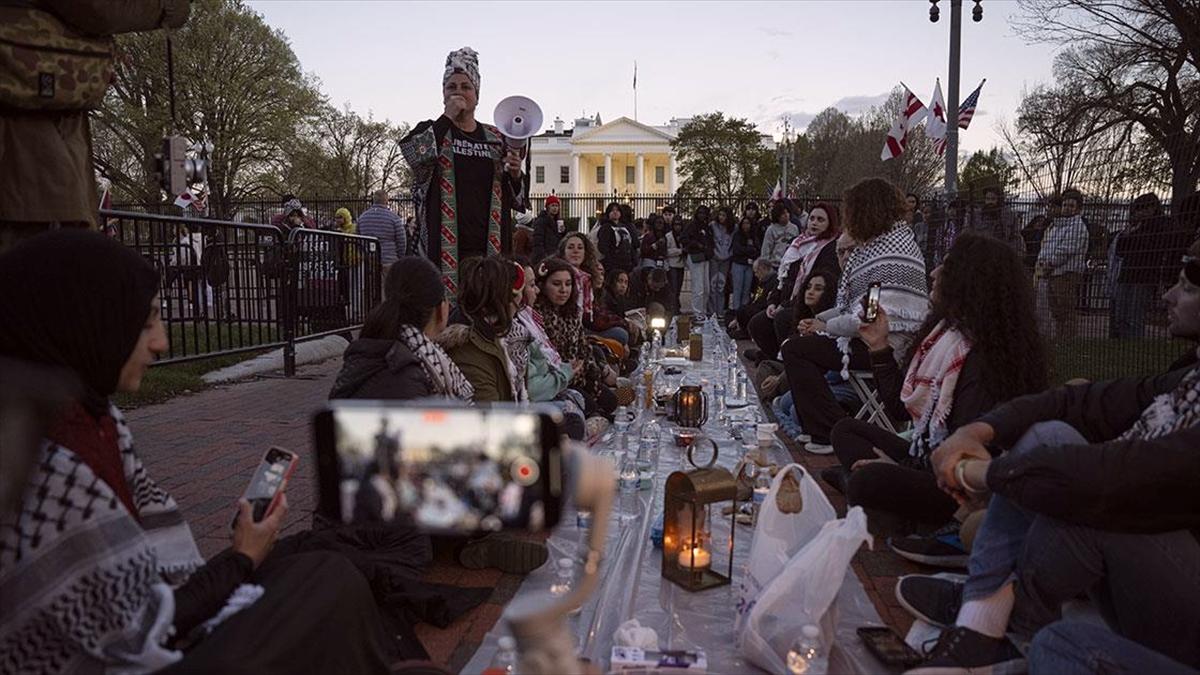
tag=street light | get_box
[927,0,982,196]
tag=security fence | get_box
[102,209,381,375]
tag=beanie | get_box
[545,195,560,207]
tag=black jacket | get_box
[1114,215,1188,285]
[329,338,433,400]
[869,347,994,435]
[731,229,758,266]
[981,360,1200,538]
[683,218,715,261]
[531,209,565,263]
[597,220,636,272]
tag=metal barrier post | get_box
[281,239,298,377]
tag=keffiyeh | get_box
[901,321,971,459]
[396,324,475,400]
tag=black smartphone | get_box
[313,402,563,534]
[863,281,883,322]
[857,626,923,668]
[231,446,298,529]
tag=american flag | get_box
[957,79,985,130]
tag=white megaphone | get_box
[494,95,543,159]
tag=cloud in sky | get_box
[758,26,794,38]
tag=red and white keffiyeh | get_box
[777,233,827,297]
[901,321,971,458]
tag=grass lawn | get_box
[113,350,269,409]
[165,321,280,360]
[1052,337,1187,383]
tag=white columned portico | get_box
[571,152,581,193]
[635,153,645,194]
[604,153,613,194]
[668,154,678,192]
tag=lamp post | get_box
[777,116,793,197]
[929,0,982,196]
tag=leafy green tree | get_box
[92,0,322,217]
[959,148,1018,201]
[670,113,778,202]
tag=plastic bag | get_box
[739,507,873,673]
[734,464,835,632]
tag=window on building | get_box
[596,165,605,184]
[560,166,570,184]
[625,166,635,185]
[655,166,665,184]
[535,166,545,184]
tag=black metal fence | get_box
[101,209,381,375]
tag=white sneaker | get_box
[804,442,834,455]
[794,433,811,444]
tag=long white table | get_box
[465,349,887,673]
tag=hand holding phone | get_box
[862,281,883,323]
[232,446,298,529]
[232,493,287,569]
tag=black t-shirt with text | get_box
[450,124,495,258]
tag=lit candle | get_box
[677,546,712,569]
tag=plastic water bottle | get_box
[619,451,640,493]
[550,557,574,596]
[786,624,828,674]
[485,635,518,674]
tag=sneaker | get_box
[458,535,549,574]
[804,441,834,455]
[820,466,849,495]
[890,527,969,569]
[895,575,964,628]
[905,626,1025,674]
[794,433,811,444]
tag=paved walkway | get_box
[125,353,921,671]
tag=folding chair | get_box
[846,370,900,433]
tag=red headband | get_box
[512,263,526,291]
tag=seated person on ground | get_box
[556,232,601,323]
[728,257,778,338]
[827,234,1048,561]
[631,265,678,320]
[585,262,633,348]
[0,231,398,673]
[894,241,1200,675]
[515,260,587,441]
[439,257,524,403]
[781,177,930,454]
[756,268,839,403]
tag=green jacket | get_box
[437,324,514,402]
[527,342,572,402]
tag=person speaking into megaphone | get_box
[399,46,529,295]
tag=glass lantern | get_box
[662,443,737,592]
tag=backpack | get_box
[0,7,115,111]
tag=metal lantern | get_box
[662,440,736,592]
[671,384,708,428]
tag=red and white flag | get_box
[769,179,783,200]
[927,79,948,156]
[881,85,928,161]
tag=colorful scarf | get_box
[0,405,204,674]
[778,234,830,299]
[517,306,564,367]
[901,321,972,458]
[396,324,475,400]
[400,121,505,294]
[1118,365,1200,442]
[500,319,532,403]
[574,268,594,322]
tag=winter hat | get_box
[443,47,480,92]
[545,195,560,207]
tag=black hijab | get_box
[0,230,160,415]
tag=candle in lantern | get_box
[677,545,712,570]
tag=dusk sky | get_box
[247,0,1060,153]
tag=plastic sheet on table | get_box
[464,356,888,674]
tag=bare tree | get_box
[1014,0,1200,203]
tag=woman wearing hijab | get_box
[399,47,528,295]
[0,231,396,674]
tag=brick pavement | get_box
[124,352,923,672]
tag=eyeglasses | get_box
[1183,256,1200,286]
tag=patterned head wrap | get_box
[443,47,480,92]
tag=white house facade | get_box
[528,115,686,197]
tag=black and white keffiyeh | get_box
[396,324,475,400]
[836,222,929,332]
[0,405,203,674]
[1119,365,1200,442]
[500,319,532,403]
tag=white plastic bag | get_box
[734,464,836,632]
[738,507,873,674]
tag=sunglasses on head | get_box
[1183,256,1200,286]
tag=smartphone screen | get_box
[864,282,883,322]
[239,447,297,524]
[314,404,562,534]
[857,626,922,667]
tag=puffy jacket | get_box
[437,324,514,402]
[329,338,432,399]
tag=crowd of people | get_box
[3,30,1200,674]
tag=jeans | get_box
[687,257,708,316]
[1029,621,1198,675]
[730,263,753,311]
[707,259,730,316]
[1110,283,1154,339]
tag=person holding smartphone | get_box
[0,231,400,673]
